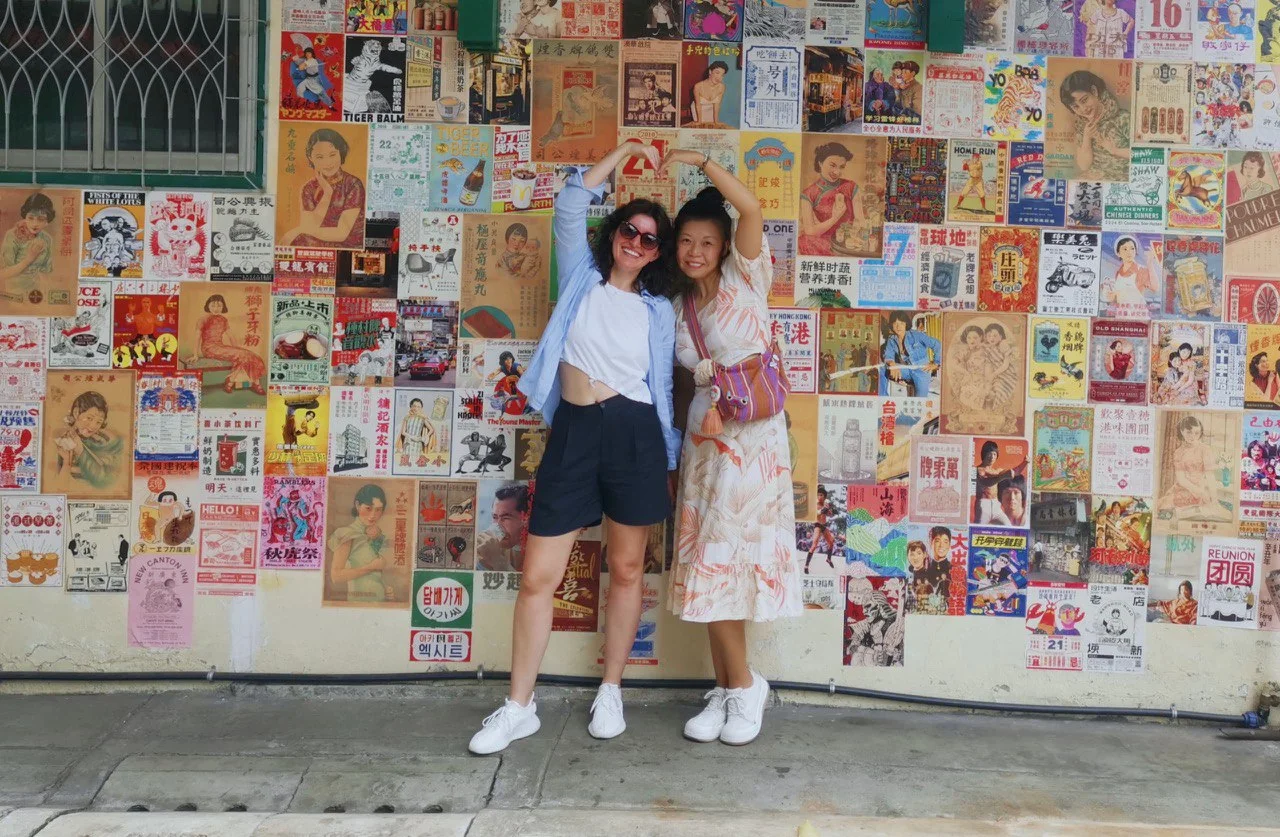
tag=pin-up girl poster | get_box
[178,282,271,409]
[940,313,1028,436]
[798,135,887,259]
[276,123,369,251]
[42,371,135,500]
[1154,410,1241,535]
[324,476,414,607]
[0,188,77,316]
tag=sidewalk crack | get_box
[284,760,312,813]
[532,699,573,809]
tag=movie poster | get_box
[1241,411,1280,506]
[1037,230,1100,317]
[967,526,1029,616]
[1161,234,1223,321]
[1198,536,1262,628]
[331,297,395,386]
[908,435,971,525]
[405,33,469,122]
[41,370,133,500]
[270,295,334,385]
[126,552,194,647]
[276,121,368,251]
[1193,2,1254,60]
[903,522,965,615]
[323,475,415,607]
[621,39,681,129]
[531,39,621,163]
[260,475,326,568]
[1154,409,1241,536]
[817,310,879,396]
[0,187,78,315]
[797,134,886,260]
[460,215,551,341]
[969,437,1028,528]
[280,32,343,121]
[80,190,145,280]
[947,140,1007,225]
[345,0,407,34]
[940,312,1027,435]
[1044,57,1133,182]
[415,479,476,569]
[111,280,180,373]
[49,280,113,369]
[1133,62,1191,144]
[265,384,330,476]
[685,0,744,40]
[209,195,275,281]
[978,225,1039,312]
[1102,146,1167,231]
[553,535,601,631]
[1166,150,1225,230]
[199,409,266,500]
[64,500,131,592]
[1032,405,1094,494]
[843,576,906,666]
[682,42,742,129]
[1099,230,1163,318]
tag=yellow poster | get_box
[1028,316,1088,402]
[265,384,331,477]
[740,131,802,221]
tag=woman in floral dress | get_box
[661,147,801,747]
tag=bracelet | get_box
[698,152,710,173]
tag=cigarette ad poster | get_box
[743,43,803,131]
[1103,147,1167,232]
[276,121,368,251]
[1135,0,1193,59]
[0,494,64,588]
[41,370,133,500]
[285,0,344,32]
[134,373,200,470]
[1016,0,1074,53]
[405,34,468,123]
[1037,230,1100,317]
[1032,405,1094,494]
[410,628,472,663]
[622,39,681,129]
[332,297,395,386]
[64,501,131,592]
[1225,151,1280,279]
[460,214,552,340]
[917,225,980,311]
[682,42,742,129]
[176,282,270,409]
[884,138,947,224]
[531,39,620,164]
[1167,150,1225,230]
[411,569,472,629]
[416,479,475,569]
[391,388,452,475]
[428,124,494,213]
[817,395,879,484]
[947,140,1008,225]
[1082,583,1147,672]
[940,312,1027,436]
[907,435,971,525]
[807,0,866,46]
[740,133,802,221]
[1150,320,1209,406]
[978,225,1039,313]
[270,295,334,384]
[553,536,601,631]
[983,54,1047,142]
[818,310,879,395]
[197,503,259,596]
[924,54,985,139]
[861,50,925,135]
[1007,142,1066,227]
[875,396,939,485]
[126,553,194,647]
[265,384,330,476]
[1028,315,1089,401]
[769,308,818,393]
[1161,233,1223,321]
[966,526,1029,617]
[210,194,275,281]
[1154,408,1241,535]
[80,190,145,280]
[273,246,337,295]
[1093,405,1156,495]
[345,0,407,35]
[328,386,392,476]
[797,134,886,259]
[1198,536,1262,627]
[1133,63,1191,144]
[260,475,325,568]
[492,126,554,214]
[1044,57,1134,182]
[1208,322,1246,409]
[1246,323,1280,408]
[1090,318,1151,404]
[1100,231,1162,319]
[1025,582,1086,671]
[0,187,77,315]
[0,317,48,401]
[399,211,462,299]
[199,409,266,500]
[843,576,906,667]
[323,475,415,607]
[0,405,39,493]
[49,280,113,369]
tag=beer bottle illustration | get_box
[459,160,486,207]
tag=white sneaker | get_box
[468,697,541,755]
[683,687,727,743]
[588,683,626,739]
[720,671,768,746]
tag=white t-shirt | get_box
[562,281,652,404]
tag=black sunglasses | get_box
[617,221,661,252]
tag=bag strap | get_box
[682,293,713,363]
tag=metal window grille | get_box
[0,0,268,189]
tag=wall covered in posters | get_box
[3,0,1280,716]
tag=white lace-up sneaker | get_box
[468,697,541,755]
[683,687,728,743]
[720,671,769,746]
[588,683,626,739]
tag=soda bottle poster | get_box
[64,500,131,593]
[345,0,408,34]
[0,405,39,492]
[1166,150,1224,230]
[1032,405,1094,493]
[275,121,368,252]
[1028,315,1088,401]
[681,42,742,129]
[200,408,266,500]
[270,294,334,384]
[332,297,395,386]
[1154,409,1241,536]
[917,225,979,311]
[884,138,947,225]
[177,282,270,409]
[260,475,326,568]
[1043,57,1134,182]
[966,526,1029,616]
[531,40,621,164]
[0,187,78,316]
[342,35,407,124]
[126,553,194,647]
[1161,233,1223,321]
[1006,142,1066,227]
[265,384,330,477]
[280,32,343,121]
[817,395,879,485]
[41,370,135,501]
[978,225,1040,313]
[210,195,275,281]
[684,0,744,41]
[134,373,200,468]
[939,312,1027,436]
[1099,231,1163,319]
[983,55,1047,142]
[460,215,552,341]
[1198,537,1262,628]
[1037,230,1101,317]
[947,141,1008,226]
[323,475,415,608]
[429,125,495,212]
[49,280,113,369]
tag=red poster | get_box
[979,226,1040,313]
[112,280,181,372]
[552,537,601,632]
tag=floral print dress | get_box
[669,236,801,623]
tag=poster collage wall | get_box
[2,0,1280,672]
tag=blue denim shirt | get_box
[882,328,942,367]
[517,169,681,470]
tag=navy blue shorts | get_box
[528,396,670,537]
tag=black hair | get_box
[959,325,984,343]
[499,350,516,371]
[307,128,350,163]
[812,141,853,173]
[1168,351,1180,363]
[981,440,999,460]
[305,410,317,419]
[983,323,1007,340]
[817,485,828,497]
[19,192,56,222]
[494,483,530,513]
[409,397,423,407]
[591,198,678,298]
[203,294,228,313]
[1242,151,1266,174]
[673,187,732,283]
[706,60,729,76]
[504,222,528,242]
[929,525,950,541]
[887,311,912,330]
[1177,415,1203,438]
[1115,236,1137,255]
[1059,70,1112,109]
[352,483,387,516]
[157,491,177,502]
[1250,351,1269,379]
[1178,342,1193,355]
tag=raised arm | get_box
[554,141,660,282]
[660,147,763,260]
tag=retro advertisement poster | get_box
[399,211,462,299]
[676,128,740,207]
[531,39,620,163]
[1103,147,1167,232]
[1198,536,1263,628]
[492,125,555,214]
[765,219,799,305]
[280,31,343,121]
[924,54,986,139]
[197,503,259,596]
[111,280,179,372]
[1193,2,1254,60]
[126,553,194,647]
[415,480,475,569]
[966,526,1029,616]
[917,225,980,311]
[460,214,551,341]
[940,312,1027,436]
[0,187,77,315]
[1166,150,1225,230]
[345,0,407,33]
[1074,0,1136,58]
[844,484,909,576]
[797,483,846,578]
[971,437,1029,527]
[1208,322,1246,408]
[560,0,621,37]
[965,0,1012,52]
[41,370,134,500]
[884,138,947,225]
[983,54,1047,142]
[132,472,198,556]
[1133,63,1191,143]
[742,43,803,131]
[64,500,131,592]
[740,132,802,221]
[681,42,742,129]
[875,396,939,484]
[1006,142,1065,227]
[817,395,880,484]
[1228,277,1280,324]
[284,0,344,32]
[328,386,391,476]
[865,0,926,47]
[1032,405,1094,493]
[862,50,926,135]
[1082,583,1147,672]
[1225,150,1280,279]
[276,121,368,251]
[367,122,429,211]
[1099,231,1162,319]
[807,0,866,46]
[331,297,395,386]
[746,0,807,40]
[1254,64,1280,150]
[853,223,916,309]
[1016,0,1074,53]
[1150,321,1209,406]
[177,282,269,408]
[265,384,330,476]
[1241,411,1280,504]
[803,46,864,134]
[452,397,515,480]
[411,569,472,629]
[797,134,886,260]
[1088,494,1153,576]
[1025,582,1087,671]
[907,435,971,525]
[553,536,602,631]
[1093,405,1156,495]
[395,299,458,388]
[260,475,325,568]
[843,576,906,667]
[404,33,469,123]
[1028,315,1088,401]
[1065,180,1104,228]
[0,494,64,588]
[410,628,472,663]
[273,246,337,295]
[323,476,415,607]
[1044,57,1133,182]
[1246,323,1280,409]
[0,405,39,493]
[209,194,275,280]
[597,570,661,666]
[769,308,818,393]
[0,317,47,401]
[978,225,1039,313]
[615,127,678,211]
[428,124,494,213]
[1135,0,1193,58]
[50,280,113,368]
[1154,409,1241,535]
[1037,231,1100,317]
[270,295,333,384]
[80,190,145,280]
[134,373,200,470]
[621,39,681,129]
[391,388,452,476]
[476,340,536,426]
[1161,233,1223,321]
[1089,318,1150,404]
[947,140,1007,225]
[199,409,266,500]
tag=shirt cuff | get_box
[565,167,608,203]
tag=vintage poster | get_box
[1028,494,1090,586]
[405,33,469,123]
[415,479,475,569]
[41,370,133,500]
[1032,405,1094,494]
[1262,525,1280,630]
[1147,533,1200,623]
[1247,323,1280,409]
[1167,150,1225,230]
[367,123,429,211]
[1044,57,1133,182]
[126,553,194,647]
[971,437,1029,527]
[514,426,547,481]
[1089,318,1150,404]
[685,0,744,40]
[861,50,926,135]
[323,475,414,606]
[80,190,145,280]
[1135,0,1193,58]
[111,280,180,372]
[285,0,345,31]
[1093,405,1156,494]
[769,308,818,393]
[1006,142,1066,227]
[947,140,1007,225]
[1074,0,1136,57]
[276,121,368,251]
[865,0,926,47]
[1193,1,1254,60]
[265,384,330,476]
[983,54,1047,142]
[1254,64,1280,150]
[0,494,64,588]
[1150,321,1209,406]
[875,310,940,398]
[345,0,407,34]
[1228,278,1280,324]
[967,526,1029,616]
[844,485,909,577]
[270,295,333,385]
[399,211,462,299]
[209,194,275,281]
[764,218,799,304]
[1192,63,1253,148]
[742,43,803,131]
[965,0,1013,51]
[0,405,39,493]
[807,0,867,45]
[1099,231,1162,319]
[1102,147,1167,232]
[197,503,259,596]
[596,570,661,665]
[675,129,740,208]
[560,0,621,37]
[280,31,343,121]
[798,483,846,575]
[492,125,554,213]
[745,0,806,39]
[1225,151,1280,279]
[1161,234,1223,320]
[176,282,269,409]
[1198,536,1262,627]
[853,223,916,309]
[1208,322,1246,409]
[817,395,880,483]
[199,409,266,500]
[904,522,966,616]
[794,256,856,307]
[410,628,472,663]
[615,126,678,212]
[940,312,1027,436]
[1089,494,1153,578]
[273,246,337,295]
[1241,411,1280,504]
[64,501,131,592]
[474,480,529,572]
[395,300,457,389]
[875,396,939,484]
[978,225,1039,313]
[802,46,862,134]
[917,225,980,311]
[131,472,197,556]
[797,134,886,260]
[1133,63,1191,143]
[884,138,946,225]
[1015,0,1074,53]
[428,124,494,213]
[459,215,551,341]
[843,576,906,667]
[411,569,473,629]
[453,399,515,480]
[1154,409,1241,535]
[133,373,200,470]
[531,40,620,164]
[260,475,326,568]
[1037,230,1100,317]
[621,39,681,129]
[740,133,802,221]
[553,536,601,631]
[907,435,971,525]
[0,187,77,315]
[49,280,113,369]
[331,297,395,386]
[1025,582,1087,671]
[0,317,47,401]
[924,54,985,139]
[1028,315,1088,401]
[391,388,452,476]
[1081,583,1147,672]
[469,38,531,126]
[327,386,391,476]
[1065,180,1104,228]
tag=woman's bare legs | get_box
[601,519,649,685]
[707,620,751,690]
[509,530,580,705]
